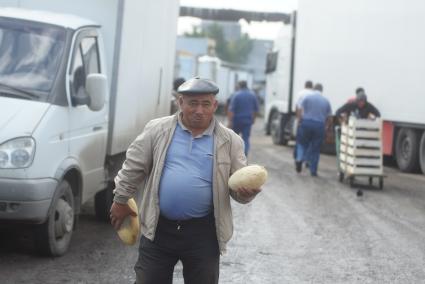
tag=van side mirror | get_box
[86,74,108,111]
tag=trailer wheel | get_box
[379,177,384,190]
[94,182,114,222]
[368,177,373,186]
[35,180,74,256]
[419,132,425,175]
[395,128,420,172]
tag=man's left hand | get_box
[237,187,262,199]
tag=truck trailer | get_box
[196,55,254,108]
[265,0,425,175]
[0,0,179,256]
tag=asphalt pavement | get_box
[1,119,425,283]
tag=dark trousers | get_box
[134,214,219,284]
[232,121,252,156]
[296,119,325,175]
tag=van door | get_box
[68,29,108,203]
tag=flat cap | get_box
[177,77,219,95]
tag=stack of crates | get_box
[339,117,383,176]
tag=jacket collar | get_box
[213,117,230,148]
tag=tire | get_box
[265,111,275,135]
[395,128,420,172]
[419,132,425,175]
[271,113,288,145]
[94,182,114,222]
[35,180,74,256]
[270,112,282,145]
[379,177,384,190]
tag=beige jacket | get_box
[113,114,255,253]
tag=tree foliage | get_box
[185,23,253,64]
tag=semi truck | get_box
[0,0,179,256]
[265,0,425,175]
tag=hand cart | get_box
[335,117,385,192]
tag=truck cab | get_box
[264,23,295,145]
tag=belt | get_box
[158,213,214,231]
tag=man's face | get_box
[357,100,366,109]
[179,94,218,131]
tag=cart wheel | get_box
[349,177,355,188]
[379,177,384,190]
[339,172,344,183]
[368,177,373,186]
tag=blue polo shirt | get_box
[158,116,215,220]
[301,91,332,123]
[229,88,259,125]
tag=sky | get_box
[178,0,298,40]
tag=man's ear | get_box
[178,95,184,107]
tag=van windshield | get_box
[0,18,66,100]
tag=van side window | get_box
[70,36,100,102]
[71,47,85,98]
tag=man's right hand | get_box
[110,201,137,230]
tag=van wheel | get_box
[35,180,74,256]
[395,128,420,172]
[419,132,425,175]
[94,182,114,222]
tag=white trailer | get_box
[265,0,425,174]
[197,55,254,108]
[0,0,179,255]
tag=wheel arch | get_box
[53,158,83,215]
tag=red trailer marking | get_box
[382,121,394,156]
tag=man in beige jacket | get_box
[110,77,261,284]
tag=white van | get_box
[0,0,179,256]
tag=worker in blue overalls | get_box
[228,80,259,156]
[295,83,332,176]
